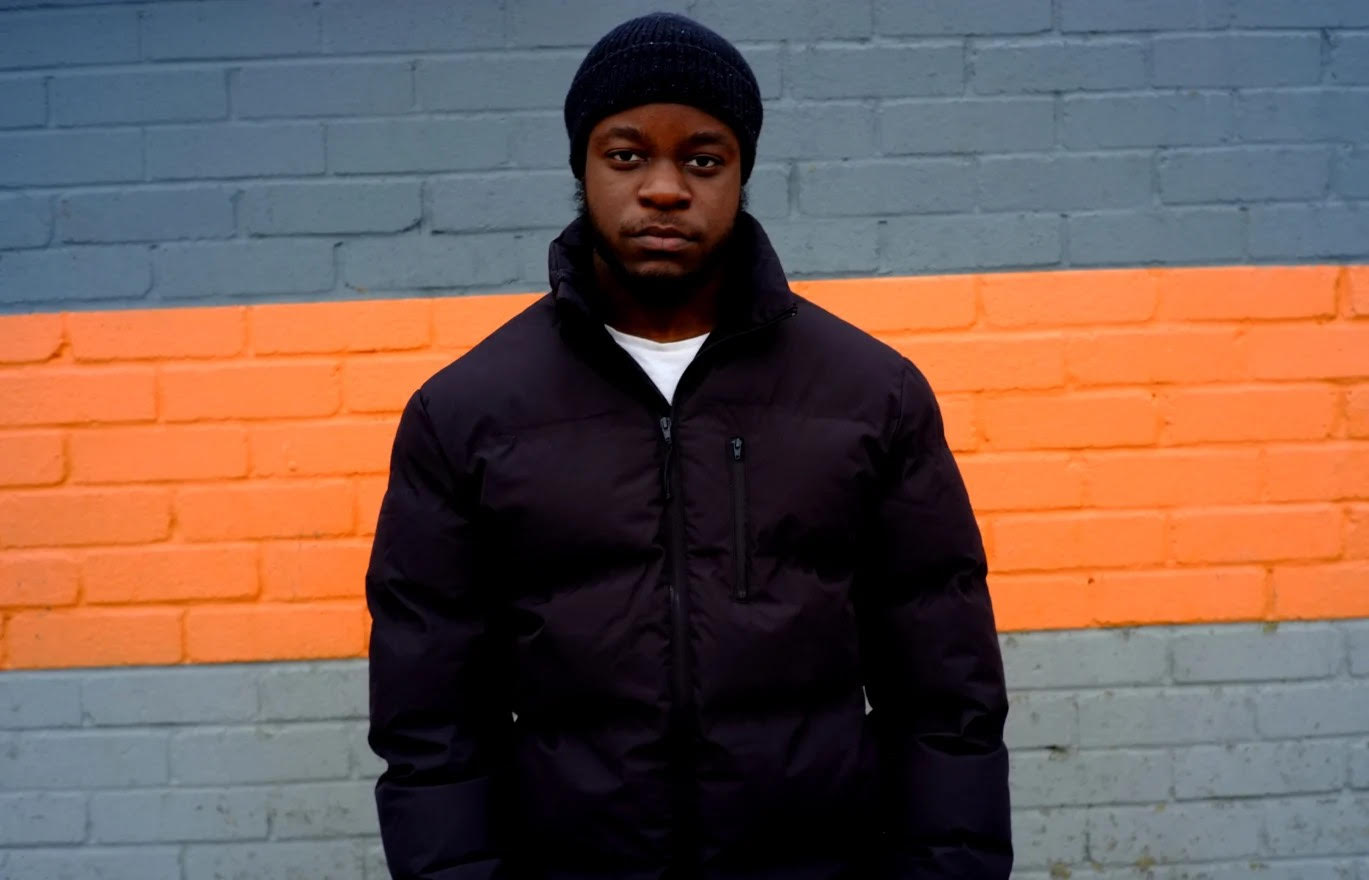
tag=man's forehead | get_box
[589,103,740,146]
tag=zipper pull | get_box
[660,416,673,446]
[660,416,674,501]
[730,436,744,461]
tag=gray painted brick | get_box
[759,102,877,160]
[1159,146,1332,204]
[0,730,168,789]
[1175,741,1347,799]
[1004,692,1077,750]
[0,8,138,70]
[691,0,873,40]
[152,239,334,301]
[1256,682,1369,738]
[430,171,573,232]
[508,112,570,169]
[81,665,258,725]
[880,212,1061,271]
[1349,623,1369,676]
[244,180,422,236]
[1249,203,1369,260]
[364,841,388,880]
[170,723,352,785]
[0,245,151,306]
[1087,801,1263,864]
[971,39,1148,94]
[1000,629,1168,689]
[875,0,1050,35]
[1265,795,1369,856]
[799,158,975,216]
[268,780,378,838]
[0,672,81,728]
[0,129,141,187]
[1066,207,1245,266]
[148,123,325,180]
[1154,33,1322,88]
[340,233,519,290]
[1011,748,1170,807]
[321,0,505,53]
[327,118,510,174]
[347,719,385,779]
[1353,743,1369,788]
[259,661,367,721]
[236,61,413,119]
[0,193,52,249]
[764,219,880,275]
[1061,92,1234,149]
[880,97,1054,155]
[90,787,267,843]
[57,186,235,244]
[1337,150,1369,199]
[51,68,226,126]
[186,840,365,880]
[1172,623,1341,683]
[738,46,783,101]
[1012,807,1088,869]
[790,44,962,99]
[1079,688,1256,747]
[1236,89,1369,144]
[0,76,46,128]
[142,0,320,61]
[417,52,580,112]
[1220,0,1369,28]
[743,165,788,219]
[979,153,1151,212]
[0,791,86,844]
[0,847,180,880]
[1165,863,1359,880]
[1060,0,1223,31]
[506,0,691,47]
[1331,33,1369,85]
[514,226,568,289]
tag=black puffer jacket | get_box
[366,213,1011,879]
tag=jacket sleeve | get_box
[366,388,510,880]
[858,361,1012,879]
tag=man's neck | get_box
[592,250,721,342]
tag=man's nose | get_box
[638,161,690,210]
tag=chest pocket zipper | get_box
[727,436,750,602]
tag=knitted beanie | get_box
[563,12,763,182]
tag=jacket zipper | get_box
[727,436,749,602]
[659,412,695,872]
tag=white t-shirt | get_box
[603,324,709,404]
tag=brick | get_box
[340,234,518,290]
[0,552,79,608]
[347,719,384,778]
[1080,688,1256,747]
[0,192,50,248]
[799,158,975,216]
[81,666,257,725]
[259,661,368,720]
[237,60,411,118]
[1237,89,1369,144]
[1061,92,1233,149]
[0,76,46,129]
[992,572,1094,631]
[1000,629,1168,688]
[70,425,246,484]
[1221,0,1369,27]
[1157,265,1339,320]
[0,672,81,728]
[260,539,370,601]
[268,780,376,838]
[1002,691,1076,749]
[0,8,138,69]
[0,313,62,363]
[170,722,351,784]
[322,0,504,52]
[1264,444,1369,502]
[880,97,1053,154]
[177,480,353,542]
[506,112,569,169]
[692,0,871,39]
[1172,505,1342,564]
[0,847,179,880]
[1355,742,1369,785]
[417,52,578,112]
[243,180,421,236]
[0,245,150,306]
[251,298,429,355]
[66,305,244,361]
[1011,808,1087,870]
[1258,680,1369,738]
[1264,795,1369,857]
[185,840,365,880]
[1246,326,1369,381]
[972,39,1147,94]
[743,165,788,219]
[160,361,340,421]
[0,130,140,188]
[1173,624,1341,683]
[1162,386,1337,444]
[958,453,1083,512]
[0,729,168,788]
[1350,266,1369,317]
[1088,568,1268,627]
[1068,327,1246,387]
[1252,204,1369,260]
[1012,748,1169,807]
[1159,146,1332,204]
[1339,150,1369,199]
[1155,33,1321,87]
[1176,741,1346,800]
[767,219,881,275]
[0,792,85,844]
[1352,622,1369,675]
[0,487,170,549]
[1333,34,1369,84]
[981,390,1158,450]
[342,353,455,413]
[894,333,1065,394]
[1083,449,1259,508]
[430,171,573,232]
[327,118,510,174]
[980,268,1157,328]
[91,787,267,843]
[52,69,226,126]
[981,153,1151,212]
[356,475,387,538]
[250,419,396,477]
[794,276,976,334]
[0,430,63,487]
[186,602,365,663]
[1067,207,1245,266]
[876,0,1048,34]
[757,103,876,160]
[1088,802,1263,864]
[147,123,324,180]
[1352,388,1369,439]
[143,0,318,60]
[0,365,156,426]
[57,186,234,244]
[790,44,962,99]
[82,544,258,604]
[506,0,690,46]
[937,395,977,452]
[1273,563,1369,621]
[153,239,334,301]
[1060,0,1221,30]
[6,607,182,668]
[880,213,1061,273]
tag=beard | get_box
[574,180,748,310]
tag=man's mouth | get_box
[630,226,694,253]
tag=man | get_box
[366,12,1011,879]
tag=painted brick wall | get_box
[2,0,1368,315]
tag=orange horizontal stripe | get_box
[1,265,1367,669]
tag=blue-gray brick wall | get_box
[3,622,1369,878]
[1,0,1368,314]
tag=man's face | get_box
[580,103,744,303]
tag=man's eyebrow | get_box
[680,130,734,149]
[600,125,647,142]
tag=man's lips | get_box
[629,227,695,253]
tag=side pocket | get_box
[727,435,750,602]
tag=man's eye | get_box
[686,156,722,168]
[608,150,645,162]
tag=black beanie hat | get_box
[563,12,763,183]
